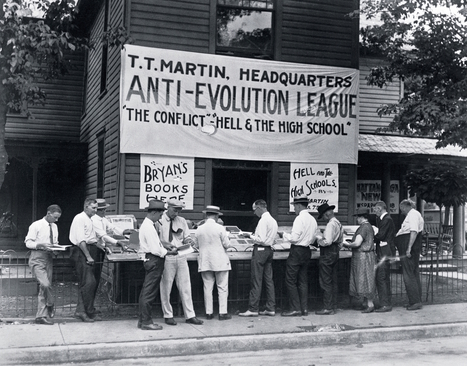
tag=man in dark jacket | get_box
[373,201,396,312]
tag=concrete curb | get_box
[3,322,467,365]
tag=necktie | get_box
[168,220,173,242]
[49,223,54,244]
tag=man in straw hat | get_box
[158,198,203,326]
[239,199,278,317]
[278,194,318,316]
[315,203,343,315]
[195,205,232,320]
[137,199,177,330]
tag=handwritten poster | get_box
[139,155,194,209]
[289,163,339,212]
[356,180,400,214]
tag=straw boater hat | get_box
[202,205,223,216]
[96,198,110,209]
[353,207,370,216]
[317,203,336,219]
[145,199,166,211]
[166,198,185,209]
[291,194,309,205]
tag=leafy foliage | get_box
[358,0,467,148]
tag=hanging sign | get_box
[356,180,400,214]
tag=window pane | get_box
[217,9,272,55]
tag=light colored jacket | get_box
[195,218,231,272]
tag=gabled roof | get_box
[359,134,467,158]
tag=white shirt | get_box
[396,208,424,236]
[92,215,124,245]
[138,217,167,258]
[69,212,97,245]
[25,217,58,250]
[319,217,343,247]
[283,210,318,246]
[159,212,191,249]
[251,211,278,246]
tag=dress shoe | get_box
[407,303,423,311]
[302,310,309,316]
[141,323,163,330]
[259,310,275,316]
[74,312,94,323]
[315,309,335,315]
[206,314,214,320]
[186,317,203,325]
[47,304,55,318]
[362,306,375,313]
[89,313,102,321]
[239,310,258,317]
[281,310,301,317]
[218,313,232,320]
[375,306,392,313]
[35,317,53,325]
[165,317,177,325]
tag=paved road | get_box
[37,335,467,366]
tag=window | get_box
[100,0,110,95]
[97,132,105,198]
[216,0,274,59]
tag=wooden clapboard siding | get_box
[81,0,125,201]
[359,57,402,133]
[279,0,358,67]
[5,51,84,141]
[130,0,211,52]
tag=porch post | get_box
[453,204,465,258]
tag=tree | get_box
[0,0,88,190]
[357,0,467,149]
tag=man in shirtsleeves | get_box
[315,203,344,315]
[158,198,203,326]
[25,204,62,325]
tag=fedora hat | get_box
[145,199,166,211]
[353,207,370,216]
[317,203,336,219]
[166,198,185,209]
[96,198,110,209]
[291,194,309,205]
[202,205,223,216]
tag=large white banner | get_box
[289,163,339,212]
[120,45,359,164]
[356,180,400,214]
[140,155,194,209]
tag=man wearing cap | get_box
[278,194,318,316]
[195,205,232,320]
[315,203,344,315]
[158,198,203,326]
[373,201,396,312]
[239,199,278,317]
[138,199,177,330]
[395,199,424,311]
[69,198,100,322]
[25,204,62,325]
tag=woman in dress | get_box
[343,207,376,313]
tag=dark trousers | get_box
[29,250,54,319]
[285,245,311,312]
[71,245,98,315]
[92,248,105,300]
[139,255,165,325]
[375,246,393,307]
[248,246,275,312]
[319,244,339,310]
[395,233,423,305]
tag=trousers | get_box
[201,270,229,315]
[139,255,165,325]
[395,232,423,305]
[71,245,98,315]
[29,250,54,319]
[318,244,339,310]
[285,245,311,312]
[375,245,393,307]
[160,255,196,319]
[248,246,275,312]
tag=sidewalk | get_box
[1,303,467,365]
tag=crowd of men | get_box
[25,196,424,329]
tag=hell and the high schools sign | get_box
[120,45,359,164]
